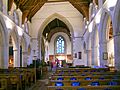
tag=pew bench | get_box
[48,79,120,86]
[50,75,120,80]
[47,85,120,90]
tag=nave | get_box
[0,0,120,90]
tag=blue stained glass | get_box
[56,36,65,54]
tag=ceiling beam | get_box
[27,1,46,20]
[22,10,29,24]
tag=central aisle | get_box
[28,71,52,90]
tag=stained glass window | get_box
[56,36,65,54]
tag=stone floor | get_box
[28,72,52,90]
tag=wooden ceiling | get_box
[9,0,91,24]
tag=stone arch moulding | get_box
[0,14,9,68]
[9,27,19,50]
[37,13,74,39]
[99,9,112,42]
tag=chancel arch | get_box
[38,13,74,62]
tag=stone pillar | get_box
[114,35,120,71]
[86,50,92,66]
[0,45,9,68]
[22,51,28,67]
[13,49,20,67]
[99,41,108,66]
[31,38,39,60]
[91,46,98,66]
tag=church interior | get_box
[0,0,120,90]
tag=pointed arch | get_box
[99,9,114,66]
[112,0,120,71]
[37,13,74,38]
[37,13,74,60]
[9,27,20,67]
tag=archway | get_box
[113,0,120,71]
[99,11,114,67]
[9,29,20,67]
[37,13,74,63]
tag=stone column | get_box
[13,49,20,67]
[86,50,92,66]
[31,38,39,60]
[91,46,99,66]
[99,41,108,66]
[22,51,28,67]
[114,35,120,71]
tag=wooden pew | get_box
[48,79,120,86]
[50,75,120,80]
[55,68,110,73]
[0,67,35,90]
[0,79,7,90]
[52,71,119,76]
[47,85,120,90]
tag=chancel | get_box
[0,0,120,90]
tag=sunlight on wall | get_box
[17,26,23,36]
[5,18,13,29]
[95,10,102,24]
[88,21,93,32]
[106,0,117,10]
